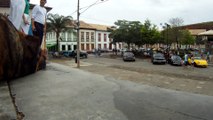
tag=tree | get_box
[168,17,184,49]
[179,30,195,48]
[109,20,142,49]
[141,20,161,47]
[47,13,73,52]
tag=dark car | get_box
[73,50,88,58]
[168,55,183,66]
[61,50,88,58]
[61,50,74,57]
[123,51,135,61]
[151,53,166,64]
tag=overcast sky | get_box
[30,0,213,28]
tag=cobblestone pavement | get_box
[49,54,213,96]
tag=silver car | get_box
[123,52,135,61]
[151,53,166,64]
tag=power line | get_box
[80,15,114,25]
[69,0,109,16]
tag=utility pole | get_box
[76,0,107,68]
[76,0,80,68]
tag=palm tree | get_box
[47,13,73,52]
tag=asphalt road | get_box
[62,54,213,96]
[9,62,213,120]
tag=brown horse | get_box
[0,14,46,81]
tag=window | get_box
[67,32,72,41]
[81,44,84,50]
[62,45,66,50]
[104,44,107,49]
[98,33,101,42]
[91,32,94,42]
[61,33,66,41]
[81,32,84,42]
[109,43,112,49]
[98,44,101,49]
[68,45,71,50]
[104,34,107,42]
[86,32,89,42]
[86,44,90,50]
[91,44,94,50]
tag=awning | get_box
[46,43,56,48]
[198,30,213,36]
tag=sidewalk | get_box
[0,81,16,120]
[47,58,92,68]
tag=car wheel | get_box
[194,63,197,67]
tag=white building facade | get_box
[46,29,77,51]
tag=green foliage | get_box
[141,20,161,45]
[109,19,161,48]
[180,30,195,45]
[47,13,73,52]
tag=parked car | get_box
[188,56,208,67]
[74,50,88,58]
[61,50,88,58]
[61,50,74,57]
[123,51,135,61]
[168,55,183,66]
[151,53,166,64]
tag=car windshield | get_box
[154,53,163,57]
[194,57,202,60]
[173,56,181,60]
[124,52,133,56]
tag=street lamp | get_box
[161,23,170,60]
[165,23,170,53]
[76,0,107,68]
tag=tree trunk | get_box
[56,33,59,52]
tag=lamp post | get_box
[165,23,170,53]
[161,23,170,61]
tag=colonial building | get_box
[46,21,122,52]
[78,21,96,52]
[90,23,122,51]
[181,22,213,54]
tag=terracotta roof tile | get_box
[89,23,112,31]
[79,21,96,30]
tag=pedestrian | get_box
[207,51,210,62]
[20,0,32,35]
[8,0,26,30]
[31,0,47,46]
[184,53,188,66]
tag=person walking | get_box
[8,0,26,30]
[184,53,188,66]
[31,0,47,46]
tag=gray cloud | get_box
[31,0,213,26]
